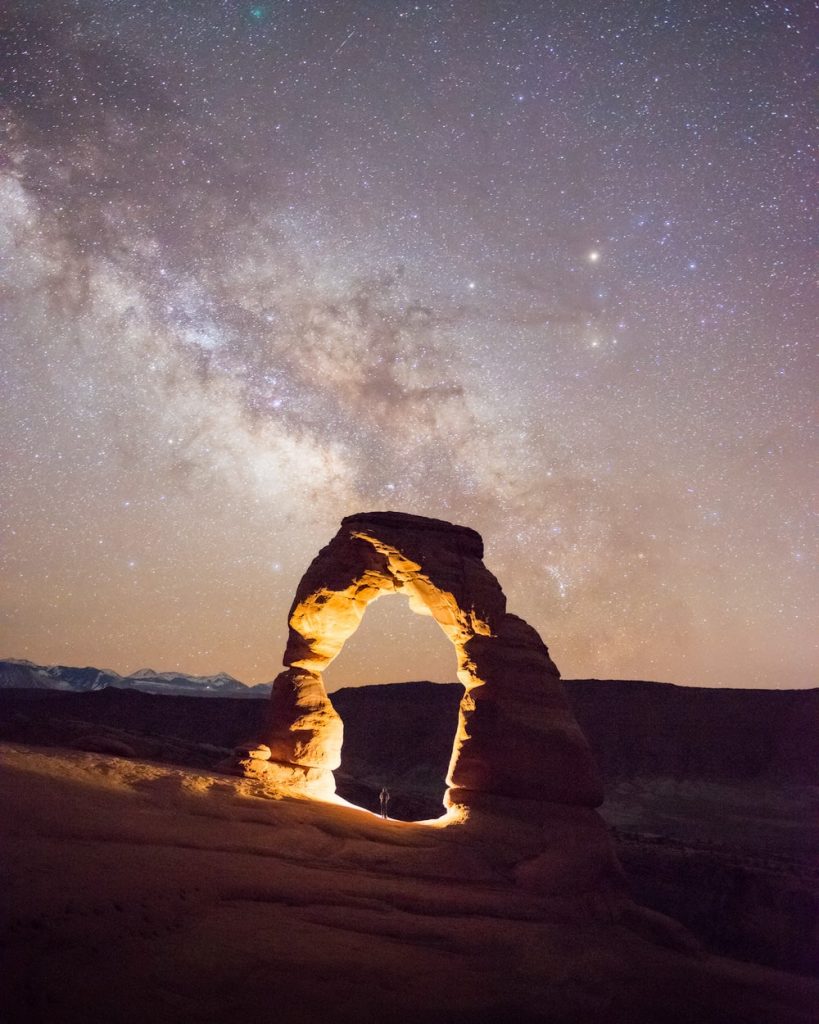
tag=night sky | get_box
[1,1,814,690]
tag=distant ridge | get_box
[0,658,273,698]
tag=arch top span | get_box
[344,511,485,558]
[248,511,605,819]
[283,512,504,674]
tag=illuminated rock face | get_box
[258,511,605,817]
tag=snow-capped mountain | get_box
[115,668,271,697]
[0,659,272,698]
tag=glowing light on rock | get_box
[239,512,604,819]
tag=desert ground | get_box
[1,742,816,1024]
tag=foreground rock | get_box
[239,511,621,900]
[1,744,817,1024]
[1,683,815,977]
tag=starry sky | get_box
[1,1,815,690]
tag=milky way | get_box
[1,1,815,688]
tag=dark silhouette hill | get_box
[565,679,818,784]
[332,678,819,791]
[3,674,815,788]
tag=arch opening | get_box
[323,589,458,690]
[324,591,462,821]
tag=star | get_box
[0,0,812,691]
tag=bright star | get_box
[588,251,600,263]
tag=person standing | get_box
[379,786,390,819]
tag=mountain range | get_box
[0,657,273,697]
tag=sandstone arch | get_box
[250,512,605,819]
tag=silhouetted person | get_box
[379,786,390,819]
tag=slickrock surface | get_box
[1,743,817,1024]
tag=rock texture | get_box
[248,511,621,897]
[2,683,816,973]
[6,744,819,1024]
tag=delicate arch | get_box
[252,512,603,815]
